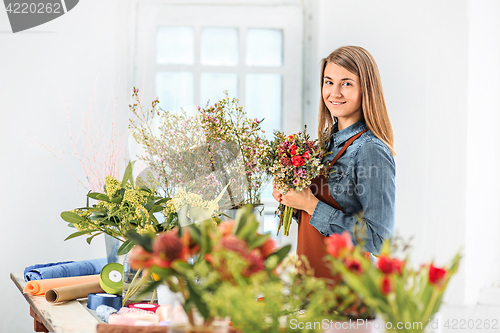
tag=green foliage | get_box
[60,161,171,253]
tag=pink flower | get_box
[325,232,354,259]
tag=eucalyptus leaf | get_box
[86,232,102,244]
[145,200,155,211]
[117,239,134,255]
[126,230,153,252]
[268,244,291,264]
[248,233,270,249]
[64,229,98,241]
[121,161,136,188]
[87,193,110,202]
[110,196,123,204]
[60,211,86,223]
[186,279,210,320]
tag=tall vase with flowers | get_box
[324,232,461,333]
[129,89,271,214]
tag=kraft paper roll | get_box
[45,280,104,303]
[23,274,100,296]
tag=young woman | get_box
[273,46,396,279]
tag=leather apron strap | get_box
[297,129,368,279]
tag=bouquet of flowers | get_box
[325,232,461,333]
[260,127,326,236]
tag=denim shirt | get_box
[308,120,396,255]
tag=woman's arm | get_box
[310,141,396,254]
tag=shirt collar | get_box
[330,120,367,148]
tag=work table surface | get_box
[11,272,100,333]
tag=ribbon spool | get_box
[87,293,122,311]
[99,263,123,295]
[128,303,160,313]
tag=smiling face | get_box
[322,62,363,131]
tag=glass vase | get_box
[122,253,157,306]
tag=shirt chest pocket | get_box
[328,171,355,196]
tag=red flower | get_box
[218,220,235,237]
[280,157,292,166]
[380,275,393,294]
[242,249,265,277]
[392,259,405,275]
[325,232,354,259]
[291,155,305,167]
[153,230,184,261]
[378,256,405,275]
[288,144,298,156]
[429,264,447,285]
[129,245,154,270]
[345,258,363,275]
[259,238,276,258]
[302,151,310,160]
[377,256,394,274]
[219,235,248,255]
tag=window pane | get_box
[200,28,239,66]
[156,72,194,112]
[156,27,194,65]
[245,73,282,139]
[200,73,238,106]
[246,29,283,67]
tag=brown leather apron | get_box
[297,129,368,279]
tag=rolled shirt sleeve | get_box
[308,140,396,255]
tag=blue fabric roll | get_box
[24,258,108,282]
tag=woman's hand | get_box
[272,184,319,215]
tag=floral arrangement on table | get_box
[259,127,327,236]
[129,88,270,212]
[127,205,291,331]
[325,232,461,333]
[60,162,223,256]
[127,206,378,332]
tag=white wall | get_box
[0,1,129,332]
[465,0,500,304]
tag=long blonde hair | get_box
[318,46,395,156]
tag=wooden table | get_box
[11,272,100,333]
[11,273,170,333]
